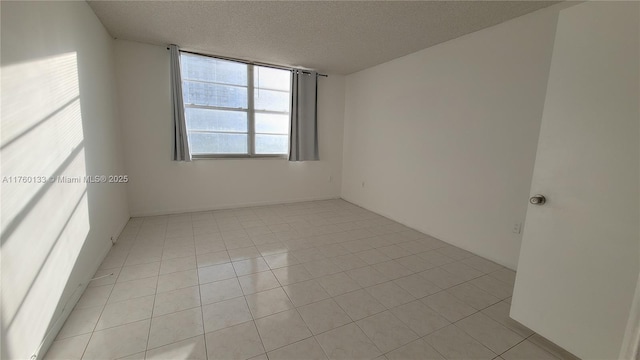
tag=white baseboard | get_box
[111,213,130,243]
[34,215,129,359]
[339,195,515,271]
[130,195,341,217]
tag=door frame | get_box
[620,272,640,359]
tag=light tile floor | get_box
[45,199,578,360]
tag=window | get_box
[180,52,292,157]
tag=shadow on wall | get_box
[1,52,92,359]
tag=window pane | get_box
[254,66,291,91]
[189,132,247,154]
[185,108,247,132]
[181,54,247,86]
[255,134,288,154]
[255,113,289,134]
[254,89,289,112]
[183,81,247,108]
[179,53,293,156]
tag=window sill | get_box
[192,154,288,160]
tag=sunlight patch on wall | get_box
[1,52,83,221]
[1,51,90,356]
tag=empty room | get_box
[1,1,638,359]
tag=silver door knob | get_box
[529,195,546,205]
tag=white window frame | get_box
[180,51,291,159]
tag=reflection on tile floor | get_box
[45,199,576,360]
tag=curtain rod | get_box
[169,47,328,77]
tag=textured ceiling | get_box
[88,1,558,75]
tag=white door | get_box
[510,2,639,360]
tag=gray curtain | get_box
[170,44,191,162]
[289,70,319,161]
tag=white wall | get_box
[1,2,129,359]
[341,4,567,269]
[114,40,344,216]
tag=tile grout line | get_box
[64,201,527,360]
[79,219,144,360]
[352,306,420,357]
[142,218,167,356]
[190,212,210,360]
[218,214,270,358]
[251,248,295,358]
